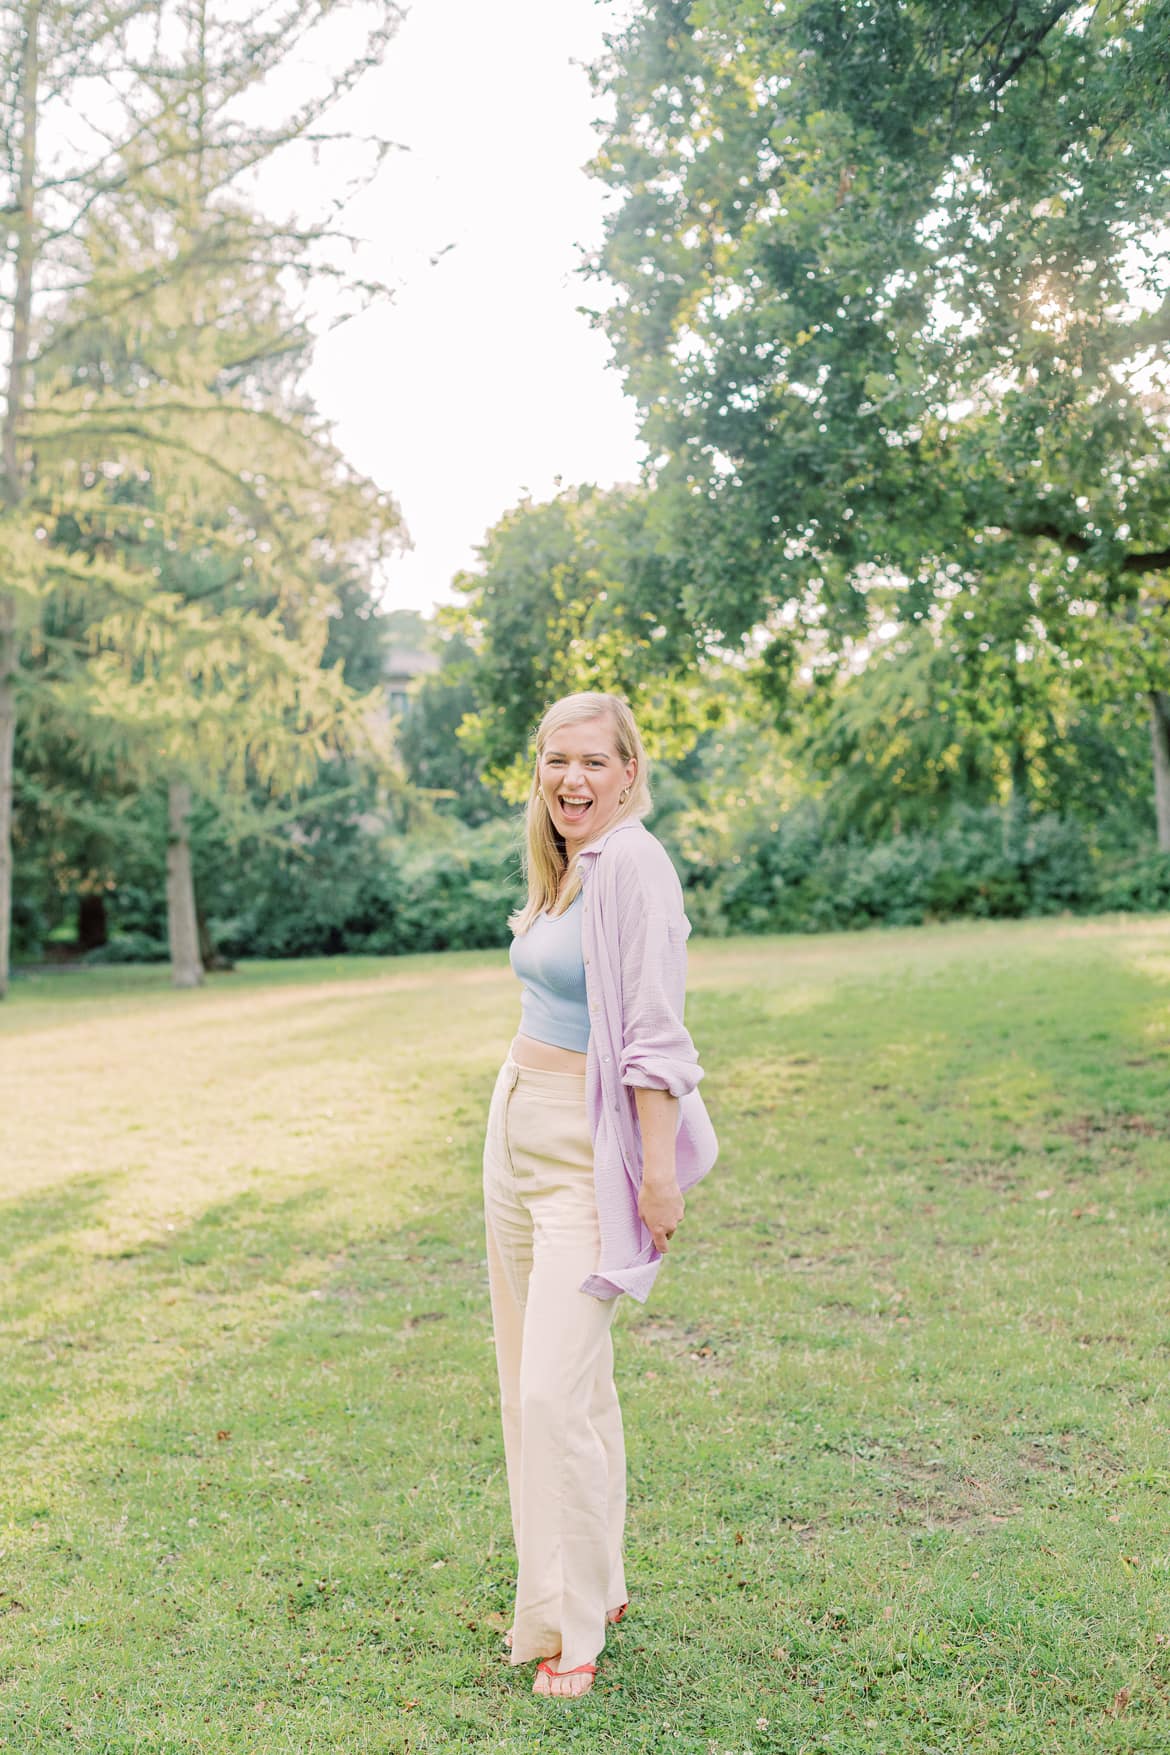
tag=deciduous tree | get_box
[589,0,1170,832]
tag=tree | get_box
[396,621,512,826]
[789,612,1153,841]
[451,483,723,795]
[0,0,405,992]
[589,1,1170,831]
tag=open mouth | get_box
[558,795,593,824]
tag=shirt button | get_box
[603,1053,611,1063]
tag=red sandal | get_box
[535,1660,597,1691]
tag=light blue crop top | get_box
[508,892,591,1053]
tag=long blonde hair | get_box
[509,691,652,935]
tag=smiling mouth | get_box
[558,795,593,820]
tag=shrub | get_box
[1019,815,1098,914]
[82,931,168,965]
[202,819,524,960]
[77,797,1170,964]
[1094,849,1170,913]
[658,806,1170,938]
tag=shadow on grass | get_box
[0,1173,114,1260]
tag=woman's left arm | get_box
[634,1086,685,1252]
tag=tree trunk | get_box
[166,779,203,988]
[0,594,15,995]
[77,890,108,951]
[1151,690,1170,853]
[197,903,233,973]
[0,1,40,1000]
[1003,737,1030,857]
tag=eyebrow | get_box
[546,750,611,759]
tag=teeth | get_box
[561,797,590,805]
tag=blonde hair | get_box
[509,691,652,936]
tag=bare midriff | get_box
[510,1032,588,1074]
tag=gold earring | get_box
[619,787,630,804]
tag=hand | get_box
[638,1174,684,1253]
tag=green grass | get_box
[2,917,1169,1754]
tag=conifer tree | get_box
[0,0,405,992]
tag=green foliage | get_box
[588,0,1170,743]
[48,792,1166,966]
[201,817,524,961]
[397,628,511,826]
[452,484,721,790]
[321,574,409,698]
[687,801,1125,935]
[795,619,1156,836]
[19,762,519,966]
[25,186,404,799]
[12,547,409,959]
[81,929,169,966]
[0,0,408,993]
[1094,846,1170,913]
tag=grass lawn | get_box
[1,916,1168,1755]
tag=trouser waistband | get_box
[502,1053,588,1093]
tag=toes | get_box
[532,1665,593,1699]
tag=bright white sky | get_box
[292,0,647,619]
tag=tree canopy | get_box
[450,483,722,794]
[588,1,1170,787]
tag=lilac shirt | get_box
[572,818,718,1303]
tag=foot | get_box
[533,1660,596,1699]
[504,1601,627,1652]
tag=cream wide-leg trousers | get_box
[482,1054,628,1671]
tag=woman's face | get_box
[538,713,637,850]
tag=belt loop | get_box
[507,1060,520,1092]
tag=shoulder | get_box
[598,822,684,910]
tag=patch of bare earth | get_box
[886,1453,1025,1530]
[886,1437,1128,1528]
[627,1314,736,1373]
[1062,1112,1161,1142]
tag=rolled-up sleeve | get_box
[616,883,704,1099]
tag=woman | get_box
[482,690,718,1700]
